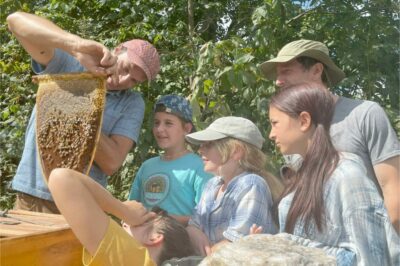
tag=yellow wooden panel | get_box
[0,210,82,266]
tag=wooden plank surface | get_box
[0,209,69,237]
[0,210,82,266]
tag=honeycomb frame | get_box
[34,72,106,182]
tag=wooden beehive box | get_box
[34,72,106,181]
[0,210,82,266]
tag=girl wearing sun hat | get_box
[185,116,283,255]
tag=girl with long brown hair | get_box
[268,83,398,265]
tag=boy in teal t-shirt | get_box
[129,95,212,225]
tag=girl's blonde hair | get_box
[212,138,283,202]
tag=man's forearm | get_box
[374,156,400,233]
[7,12,80,55]
[94,134,134,176]
[7,11,115,75]
[382,184,400,233]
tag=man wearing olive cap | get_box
[260,39,400,233]
[7,12,160,214]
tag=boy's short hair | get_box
[152,207,196,264]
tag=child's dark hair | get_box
[296,56,329,86]
[151,207,195,264]
[270,83,339,234]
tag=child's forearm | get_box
[49,168,125,217]
[169,214,190,226]
[49,168,153,226]
[77,174,154,225]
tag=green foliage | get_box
[1,0,38,208]
[1,0,398,208]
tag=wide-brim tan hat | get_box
[260,39,345,86]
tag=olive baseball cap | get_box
[185,116,264,149]
[260,39,345,86]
